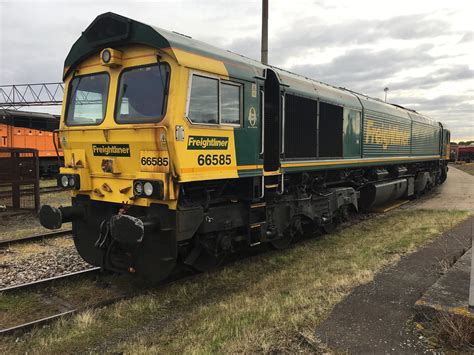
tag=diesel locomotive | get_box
[39,12,450,282]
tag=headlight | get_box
[133,180,163,199]
[101,49,111,63]
[57,174,81,190]
[133,181,143,196]
[143,182,153,196]
[61,175,69,187]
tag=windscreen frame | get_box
[64,71,111,127]
[114,62,171,124]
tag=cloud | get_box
[380,94,474,136]
[388,65,474,90]
[288,44,439,90]
[458,32,472,43]
[393,93,472,111]
[227,13,452,65]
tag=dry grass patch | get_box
[0,191,71,242]
[452,162,474,176]
[1,209,470,353]
[417,312,474,351]
[0,275,134,333]
[39,179,58,189]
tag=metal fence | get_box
[0,148,40,211]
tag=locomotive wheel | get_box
[321,222,336,234]
[270,217,303,249]
[270,233,293,249]
[184,244,224,272]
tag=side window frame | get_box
[185,71,243,127]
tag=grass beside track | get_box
[452,162,474,176]
[1,209,470,353]
[0,191,70,241]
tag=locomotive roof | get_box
[0,109,59,132]
[65,12,441,127]
[0,109,59,121]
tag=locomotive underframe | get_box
[52,159,447,282]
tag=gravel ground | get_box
[0,244,92,288]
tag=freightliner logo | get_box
[187,136,229,150]
[92,144,131,157]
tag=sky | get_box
[0,0,472,141]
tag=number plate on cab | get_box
[140,151,170,172]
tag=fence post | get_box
[12,151,20,209]
[33,150,40,212]
[469,230,474,312]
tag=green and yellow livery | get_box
[40,12,450,282]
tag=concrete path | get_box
[416,249,473,319]
[315,216,474,354]
[405,166,474,211]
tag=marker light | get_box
[133,181,143,196]
[143,182,153,196]
[132,180,164,199]
[100,48,122,67]
[68,177,75,187]
[101,49,111,63]
[61,175,69,187]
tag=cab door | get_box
[263,69,281,172]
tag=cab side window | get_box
[188,75,219,124]
[220,83,241,125]
[187,74,241,126]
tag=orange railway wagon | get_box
[0,109,62,175]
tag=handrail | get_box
[281,93,285,155]
[260,90,265,156]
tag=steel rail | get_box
[0,293,125,336]
[0,267,101,293]
[0,269,197,336]
[0,186,64,199]
[0,229,72,247]
[39,186,64,194]
[0,310,77,336]
[0,267,101,294]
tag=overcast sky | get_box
[0,0,472,141]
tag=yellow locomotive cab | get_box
[58,44,177,208]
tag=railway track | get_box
[0,267,101,294]
[0,229,72,248]
[39,186,64,194]
[0,267,194,337]
[0,267,106,336]
[0,185,63,199]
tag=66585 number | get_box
[197,154,231,166]
[141,156,169,166]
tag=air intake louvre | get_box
[284,94,317,159]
